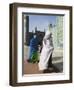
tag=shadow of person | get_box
[43,64,60,73]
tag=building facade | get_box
[49,16,63,49]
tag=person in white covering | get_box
[38,30,54,72]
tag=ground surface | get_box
[23,46,63,74]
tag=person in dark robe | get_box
[29,34,39,63]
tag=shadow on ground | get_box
[24,61,63,74]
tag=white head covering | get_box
[44,30,52,39]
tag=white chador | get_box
[38,30,54,70]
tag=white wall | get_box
[0,0,74,90]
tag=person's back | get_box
[30,36,38,51]
[29,35,39,63]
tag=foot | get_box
[43,69,53,73]
[27,59,31,63]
